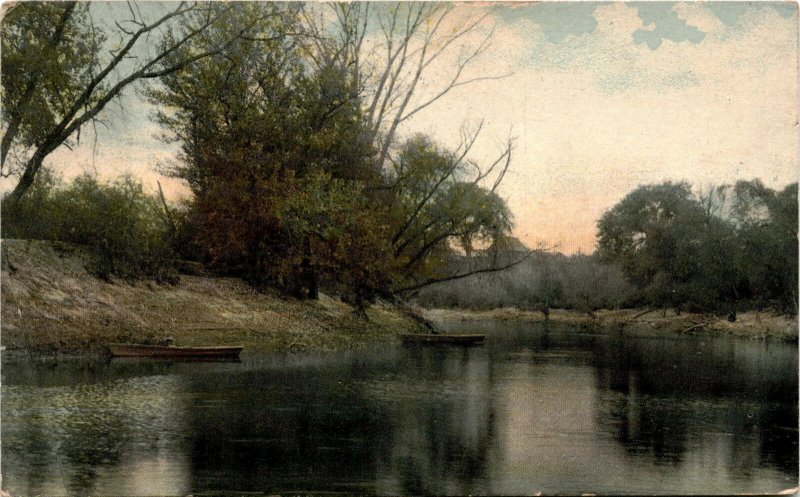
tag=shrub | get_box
[2,171,178,282]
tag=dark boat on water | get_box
[400,333,485,345]
[107,343,243,359]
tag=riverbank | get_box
[424,307,798,341]
[1,239,424,355]
[3,240,796,357]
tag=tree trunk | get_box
[298,237,318,300]
[353,292,369,320]
[8,152,46,202]
[306,268,319,300]
[1,3,77,172]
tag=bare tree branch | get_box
[316,2,504,171]
[395,248,544,294]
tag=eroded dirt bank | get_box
[1,239,423,354]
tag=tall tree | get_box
[597,182,720,309]
[730,180,798,311]
[147,3,382,298]
[598,180,798,313]
[302,4,528,293]
[386,134,517,293]
[148,3,523,300]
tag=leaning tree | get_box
[1,1,290,201]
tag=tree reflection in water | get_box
[2,325,796,496]
[592,335,798,474]
[372,346,496,495]
[2,372,191,496]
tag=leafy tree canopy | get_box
[598,180,797,313]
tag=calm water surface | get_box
[2,320,797,495]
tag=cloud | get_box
[497,3,601,43]
[509,4,705,93]
[630,3,705,50]
[707,1,797,27]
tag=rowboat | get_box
[107,343,243,359]
[400,333,485,345]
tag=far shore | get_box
[423,307,798,342]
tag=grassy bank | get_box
[424,307,798,341]
[1,239,424,355]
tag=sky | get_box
[13,1,799,254]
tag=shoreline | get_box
[2,240,796,358]
[423,307,798,342]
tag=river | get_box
[2,320,797,495]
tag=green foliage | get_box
[278,170,392,303]
[386,135,514,286]
[146,8,514,304]
[146,5,385,298]
[1,2,104,159]
[147,3,375,190]
[598,180,798,313]
[730,181,798,311]
[2,171,178,282]
[597,182,706,284]
[177,164,389,300]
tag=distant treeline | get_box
[416,251,633,311]
[598,180,797,314]
[418,180,798,315]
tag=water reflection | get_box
[2,322,797,496]
[3,374,191,496]
[371,347,495,495]
[184,363,396,493]
[591,335,799,477]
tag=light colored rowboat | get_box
[107,343,243,359]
